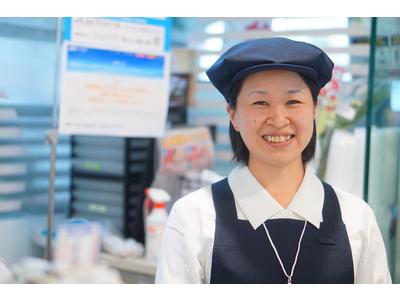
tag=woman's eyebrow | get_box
[247,88,304,97]
[247,90,268,97]
[287,88,304,94]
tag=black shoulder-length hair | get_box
[228,73,319,166]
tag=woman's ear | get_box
[226,104,239,131]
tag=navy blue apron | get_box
[210,178,354,284]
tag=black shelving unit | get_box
[69,135,156,244]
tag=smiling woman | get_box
[229,70,315,166]
[227,70,316,208]
[155,37,392,284]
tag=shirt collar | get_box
[227,164,324,230]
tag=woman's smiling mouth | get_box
[262,134,295,144]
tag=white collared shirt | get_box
[155,165,392,284]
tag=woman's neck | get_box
[248,158,305,208]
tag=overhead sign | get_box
[58,17,171,137]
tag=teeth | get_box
[264,135,293,143]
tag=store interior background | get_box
[0,17,400,283]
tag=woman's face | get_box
[228,69,316,169]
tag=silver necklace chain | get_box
[262,220,308,284]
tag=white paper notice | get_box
[58,18,171,138]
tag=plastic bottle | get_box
[144,188,171,262]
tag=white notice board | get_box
[58,17,171,138]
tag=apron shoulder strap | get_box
[211,178,238,224]
[321,181,344,224]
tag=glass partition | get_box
[367,17,400,283]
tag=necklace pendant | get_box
[263,220,307,287]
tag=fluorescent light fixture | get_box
[202,37,224,51]
[205,20,226,34]
[199,54,219,69]
[271,18,349,31]
[341,72,353,82]
[197,72,209,82]
[289,34,349,48]
[390,80,400,112]
[329,53,351,66]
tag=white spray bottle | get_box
[144,188,171,262]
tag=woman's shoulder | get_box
[168,185,216,224]
[330,184,376,225]
[330,184,369,207]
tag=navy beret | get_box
[206,37,334,102]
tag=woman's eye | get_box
[287,100,301,105]
[252,100,269,106]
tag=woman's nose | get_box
[267,106,289,128]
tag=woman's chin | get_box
[250,154,302,170]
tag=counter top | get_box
[100,253,157,276]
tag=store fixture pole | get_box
[363,17,377,203]
[45,17,63,261]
